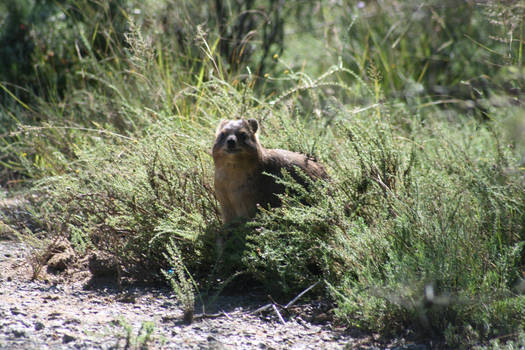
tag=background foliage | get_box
[1,0,524,347]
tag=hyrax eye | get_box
[218,132,226,142]
[238,132,248,141]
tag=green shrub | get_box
[32,115,218,277]
[324,115,524,342]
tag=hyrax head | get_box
[212,118,260,160]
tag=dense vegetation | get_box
[1,0,524,348]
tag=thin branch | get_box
[251,303,272,314]
[284,281,320,309]
[272,304,286,324]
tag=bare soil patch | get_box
[0,239,372,349]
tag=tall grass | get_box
[1,0,523,347]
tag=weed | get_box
[162,239,196,324]
[114,318,155,350]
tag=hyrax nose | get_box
[226,135,237,148]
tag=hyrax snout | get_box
[212,118,327,224]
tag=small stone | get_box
[63,334,75,343]
[207,335,228,350]
[117,293,136,304]
[47,312,61,320]
[10,307,24,316]
[34,321,45,330]
[161,301,174,308]
[64,318,81,326]
[11,328,26,338]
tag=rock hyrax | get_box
[212,118,327,224]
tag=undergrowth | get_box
[1,0,524,347]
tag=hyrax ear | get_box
[247,118,258,134]
[215,119,228,136]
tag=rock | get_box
[50,240,70,254]
[10,307,23,316]
[47,249,75,271]
[11,327,26,338]
[88,251,118,277]
[62,333,75,343]
[34,321,45,331]
[117,292,136,304]
[43,294,60,301]
[47,312,62,320]
[45,240,76,272]
[161,301,175,308]
[63,318,81,326]
[207,335,228,350]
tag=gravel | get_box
[0,240,372,350]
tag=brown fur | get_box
[212,118,327,224]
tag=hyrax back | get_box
[212,118,327,224]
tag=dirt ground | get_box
[0,192,424,350]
